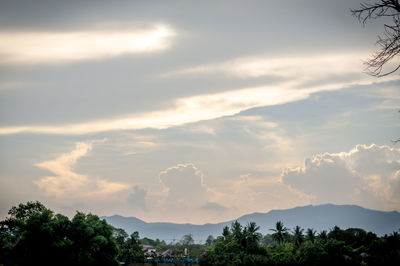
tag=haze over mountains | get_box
[103,204,400,242]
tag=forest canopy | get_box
[1,202,399,266]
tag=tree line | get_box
[0,201,119,265]
[0,201,206,265]
[1,201,399,266]
[200,220,400,266]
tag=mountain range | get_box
[103,204,400,242]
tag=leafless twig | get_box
[351,1,400,77]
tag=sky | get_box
[0,0,399,224]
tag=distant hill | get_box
[103,204,400,242]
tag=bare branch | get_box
[391,139,400,145]
[352,1,400,77]
[351,1,400,25]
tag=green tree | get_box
[261,234,274,246]
[328,225,343,240]
[298,241,329,266]
[245,222,261,248]
[0,201,119,266]
[113,227,128,246]
[306,228,317,243]
[0,201,73,265]
[270,221,288,245]
[112,227,129,261]
[181,234,195,246]
[268,242,296,265]
[231,221,243,244]
[7,201,46,222]
[68,212,119,265]
[293,226,304,247]
[199,221,267,266]
[222,225,230,240]
[123,231,144,263]
[318,230,328,242]
[205,235,215,246]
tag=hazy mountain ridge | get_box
[103,204,400,241]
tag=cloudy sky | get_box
[0,0,399,224]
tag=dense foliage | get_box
[200,221,268,266]
[199,221,400,266]
[1,202,399,266]
[113,228,144,263]
[0,201,119,266]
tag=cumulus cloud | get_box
[152,163,226,222]
[159,163,214,207]
[35,141,131,201]
[282,144,400,210]
[0,25,174,64]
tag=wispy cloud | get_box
[0,82,371,135]
[0,25,174,64]
[35,140,131,200]
[0,51,396,136]
[0,83,310,135]
[35,142,92,196]
[162,53,367,79]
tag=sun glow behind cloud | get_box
[162,53,367,78]
[0,84,337,135]
[0,25,174,63]
[0,52,396,136]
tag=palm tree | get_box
[318,230,328,241]
[306,228,316,243]
[270,221,288,245]
[231,220,243,243]
[245,222,261,247]
[328,225,342,240]
[293,226,304,247]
